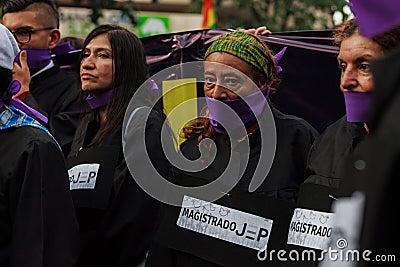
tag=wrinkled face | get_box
[2,10,58,49]
[80,34,114,93]
[338,32,383,93]
[204,52,263,100]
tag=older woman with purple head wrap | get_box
[145,31,318,267]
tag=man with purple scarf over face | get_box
[333,1,400,266]
[0,23,79,267]
[1,0,88,157]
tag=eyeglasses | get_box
[11,27,53,44]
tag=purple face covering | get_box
[14,48,51,69]
[350,0,400,38]
[206,87,270,135]
[0,80,48,123]
[343,91,373,122]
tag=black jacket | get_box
[67,108,169,267]
[304,116,367,191]
[0,126,79,267]
[146,106,318,267]
[340,47,400,266]
[25,64,88,156]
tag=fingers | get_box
[238,26,272,36]
[255,26,272,35]
[12,50,31,92]
[239,28,257,35]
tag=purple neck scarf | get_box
[0,80,48,123]
[206,86,270,135]
[343,91,373,122]
[14,48,51,69]
[86,88,122,110]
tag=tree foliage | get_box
[189,0,351,31]
[70,0,138,25]
[0,0,137,25]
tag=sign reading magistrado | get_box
[287,208,335,250]
[177,195,273,251]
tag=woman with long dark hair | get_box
[67,24,170,267]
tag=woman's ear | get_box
[48,29,61,49]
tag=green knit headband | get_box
[205,31,273,79]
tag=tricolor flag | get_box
[201,0,217,29]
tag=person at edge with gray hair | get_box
[145,31,318,267]
[332,1,400,265]
[0,23,79,267]
[1,0,89,157]
[275,18,400,266]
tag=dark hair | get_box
[0,67,13,98]
[2,0,59,28]
[333,18,400,51]
[81,24,149,145]
[183,34,278,142]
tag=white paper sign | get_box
[319,192,365,267]
[176,195,273,251]
[287,208,335,250]
[68,163,100,190]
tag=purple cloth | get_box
[51,41,76,55]
[206,86,270,135]
[274,47,287,74]
[0,80,48,123]
[86,90,114,110]
[343,91,373,122]
[350,0,400,38]
[14,48,51,69]
[86,87,123,110]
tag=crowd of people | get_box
[0,0,398,266]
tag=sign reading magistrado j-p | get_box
[177,195,273,251]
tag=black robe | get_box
[146,107,319,267]
[0,126,80,267]
[339,47,400,266]
[283,116,367,267]
[67,107,170,267]
[25,64,88,157]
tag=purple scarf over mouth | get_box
[0,80,48,123]
[14,48,51,69]
[206,86,270,135]
[14,42,76,70]
[343,91,373,123]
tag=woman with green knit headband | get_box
[145,31,319,267]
